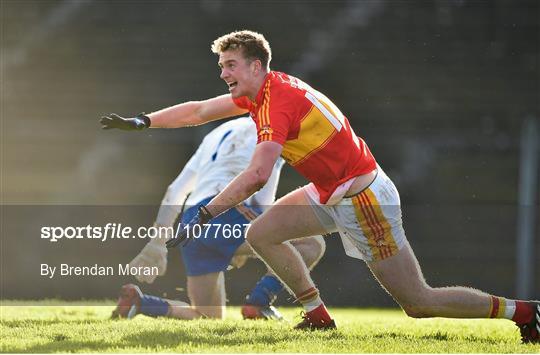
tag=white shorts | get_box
[303,166,407,262]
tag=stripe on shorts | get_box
[352,189,398,261]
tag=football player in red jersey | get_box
[101,30,538,342]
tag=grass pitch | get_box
[1,301,539,353]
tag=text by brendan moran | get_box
[40,263,158,279]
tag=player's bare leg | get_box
[290,236,326,270]
[246,188,336,329]
[112,272,226,320]
[239,236,326,319]
[368,241,492,318]
[246,188,328,295]
[136,272,226,320]
[180,271,226,319]
[161,299,201,320]
[154,272,227,320]
[234,236,326,271]
[368,241,539,342]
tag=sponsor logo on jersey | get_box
[258,125,273,136]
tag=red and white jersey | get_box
[233,71,376,204]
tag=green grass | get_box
[1,301,538,353]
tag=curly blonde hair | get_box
[211,30,272,70]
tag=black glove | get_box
[166,205,213,249]
[100,113,151,130]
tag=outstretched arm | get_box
[100,94,247,130]
[148,94,247,128]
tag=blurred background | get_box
[1,0,539,306]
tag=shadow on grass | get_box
[5,324,345,353]
[3,338,115,353]
[5,321,507,353]
[120,326,345,350]
[371,331,502,345]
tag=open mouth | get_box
[227,82,238,91]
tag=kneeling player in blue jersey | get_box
[110,117,325,320]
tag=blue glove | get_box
[166,205,213,248]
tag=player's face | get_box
[218,49,259,99]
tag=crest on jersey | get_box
[258,125,273,136]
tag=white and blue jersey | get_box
[155,116,284,276]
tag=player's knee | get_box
[401,304,432,318]
[245,224,264,250]
[395,286,436,318]
[400,294,437,318]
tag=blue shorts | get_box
[179,196,261,276]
